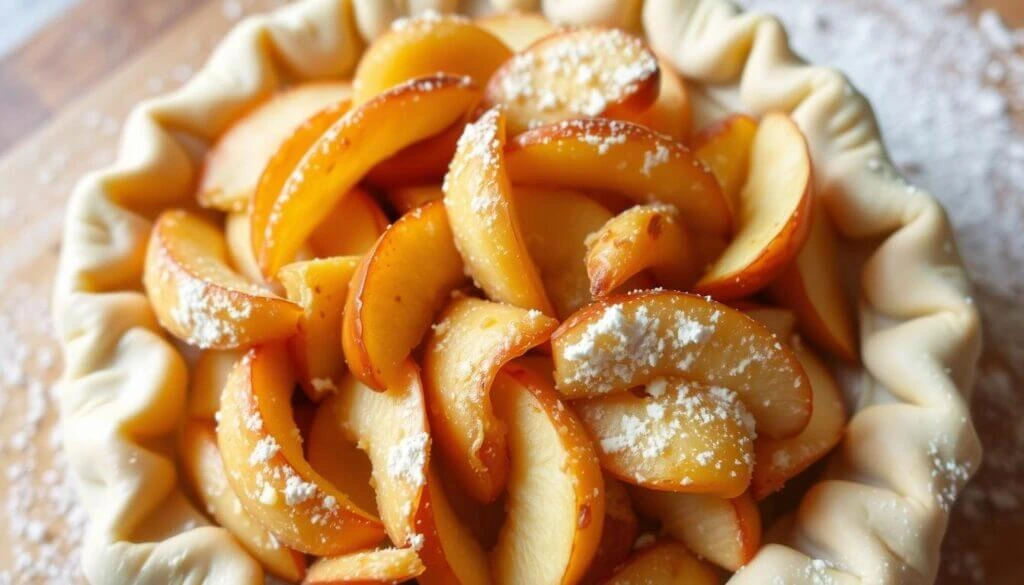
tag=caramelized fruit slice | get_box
[574,377,754,497]
[516,187,614,318]
[585,203,700,297]
[604,540,718,585]
[490,364,605,585]
[342,201,465,390]
[694,113,813,299]
[752,343,847,500]
[506,118,731,237]
[216,345,384,555]
[579,475,639,585]
[253,74,480,276]
[423,296,558,502]
[365,122,466,188]
[307,188,390,258]
[443,107,554,314]
[551,290,812,439]
[738,304,797,339]
[180,421,306,582]
[631,489,762,571]
[627,60,691,142]
[307,398,378,516]
[484,28,659,134]
[225,211,272,288]
[384,185,444,214]
[692,114,758,214]
[353,13,510,104]
[198,82,352,212]
[475,11,557,51]
[188,348,245,419]
[305,548,425,584]
[143,210,301,349]
[278,256,360,400]
[768,205,858,363]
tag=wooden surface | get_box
[0,0,1020,583]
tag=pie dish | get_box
[53,0,982,583]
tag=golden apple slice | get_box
[143,210,301,349]
[307,397,379,516]
[443,107,554,315]
[365,121,466,189]
[506,118,731,237]
[180,421,307,581]
[423,296,559,502]
[752,343,847,500]
[198,82,353,212]
[437,469,506,551]
[694,113,813,300]
[308,188,390,258]
[737,304,797,339]
[768,205,858,363]
[692,114,758,214]
[353,13,511,104]
[187,349,245,419]
[585,203,700,297]
[305,548,425,584]
[326,371,491,585]
[574,377,754,497]
[604,540,718,585]
[551,290,812,439]
[475,11,556,51]
[579,476,639,585]
[516,187,614,318]
[253,74,480,276]
[627,60,691,142]
[484,28,660,134]
[631,489,761,571]
[343,201,465,390]
[384,185,444,214]
[278,256,360,401]
[216,345,384,555]
[490,364,605,585]
[225,211,271,288]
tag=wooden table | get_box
[0,0,1019,583]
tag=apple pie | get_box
[54,1,981,584]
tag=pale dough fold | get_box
[53,0,981,583]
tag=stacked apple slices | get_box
[150,10,856,585]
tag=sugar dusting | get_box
[738,2,1023,582]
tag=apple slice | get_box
[325,371,491,585]
[604,540,718,585]
[253,74,480,276]
[737,304,797,339]
[694,113,813,300]
[180,421,306,581]
[305,548,425,584]
[197,82,353,212]
[627,60,692,142]
[505,118,732,238]
[352,13,511,104]
[631,489,761,571]
[585,203,700,297]
[516,187,614,318]
[307,187,390,258]
[475,11,556,52]
[579,475,639,585]
[216,345,384,555]
[484,28,660,134]
[187,349,245,419]
[550,290,812,439]
[692,114,758,215]
[277,256,360,401]
[574,377,754,497]
[365,121,467,189]
[752,343,847,500]
[490,364,605,585]
[307,397,379,516]
[225,211,272,288]
[443,107,554,315]
[143,210,302,349]
[768,205,858,363]
[422,296,558,502]
[384,185,444,214]
[343,201,465,390]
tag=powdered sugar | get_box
[386,432,429,488]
